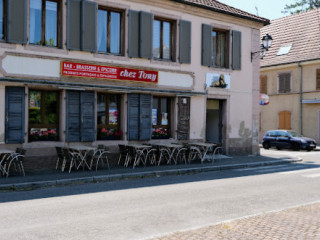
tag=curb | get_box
[0,158,302,192]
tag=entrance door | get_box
[206,99,223,143]
[177,97,190,140]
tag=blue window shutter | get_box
[201,24,212,67]
[66,91,81,142]
[179,20,191,64]
[81,1,97,52]
[5,87,25,143]
[7,0,27,44]
[139,94,151,141]
[128,10,140,58]
[232,30,242,70]
[67,0,81,50]
[80,91,95,142]
[139,11,153,59]
[127,94,140,140]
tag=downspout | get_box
[298,62,303,135]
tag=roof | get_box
[261,8,320,67]
[169,0,270,25]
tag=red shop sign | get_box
[61,61,158,83]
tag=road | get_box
[0,149,320,240]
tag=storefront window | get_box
[97,93,121,140]
[152,96,171,139]
[28,90,59,142]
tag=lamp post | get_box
[251,33,273,61]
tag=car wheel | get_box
[276,146,281,150]
[263,142,270,149]
[307,147,312,152]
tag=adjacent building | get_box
[260,8,320,143]
[0,0,268,170]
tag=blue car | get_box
[262,130,317,151]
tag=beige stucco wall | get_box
[260,61,320,143]
[0,0,264,156]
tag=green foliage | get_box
[282,0,320,14]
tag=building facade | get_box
[260,9,320,143]
[0,0,268,170]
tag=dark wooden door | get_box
[177,97,190,140]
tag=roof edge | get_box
[261,58,320,69]
[169,0,270,26]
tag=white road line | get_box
[233,165,282,171]
[302,173,320,178]
[256,166,303,173]
[279,168,320,175]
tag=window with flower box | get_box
[152,96,171,139]
[28,90,59,142]
[97,93,121,140]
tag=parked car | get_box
[262,130,317,151]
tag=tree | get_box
[282,0,320,14]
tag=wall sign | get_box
[61,61,158,83]
[206,73,231,89]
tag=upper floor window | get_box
[30,0,60,47]
[97,7,122,55]
[278,73,291,93]
[0,0,4,40]
[153,18,173,61]
[212,29,229,68]
[316,69,320,90]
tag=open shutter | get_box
[81,1,97,52]
[179,20,191,64]
[232,30,241,70]
[260,75,267,94]
[66,91,81,142]
[128,10,140,58]
[177,97,190,140]
[7,0,27,44]
[139,94,151,140]
[81,91,95,142]
[67,0,81,50]
[201,24,212,67]
[5,87,25,143]
[127,94,140,140]
[140,11,153,59]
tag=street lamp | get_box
[251,33,273,61]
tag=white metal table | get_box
[68,146,97,170]
[189,142,218,163]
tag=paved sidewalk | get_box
[0,153,301,191]
[148,202,320,240]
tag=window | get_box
[29,0,60,47]
[152,96,171,139]
[97,8,122,54]
[28,90,59,142]
[316,69,320,90]
[153,18,173,60]
[97,93,121,140]
[279,73,291,93]
[212,29,229,68]
[278,111,291,130]
[0,0,4,40]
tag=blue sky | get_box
[218,0,297,20]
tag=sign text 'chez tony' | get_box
[61,61,158,83]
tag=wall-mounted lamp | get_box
[251,33,273,62]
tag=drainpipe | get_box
[298,62,303,135]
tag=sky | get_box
[218,0,298,20]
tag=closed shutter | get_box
[81,1,97,52]
[128,10,140,58]
[7,0,27,44]
[232,30,241,70]
[140,11,153,59]
[139,94,151,140]
[279,73,291,93]
[67,0,81,50]
[5,87,25,143]
[201,24,212,67]
[260,75,267,94]
[279,111,291,130]
[66,91,81,142]
[179,20,191,64]
[317,69,320,90]
[177,97,190,140]
[127,94,140,140]
[81,91,95,142]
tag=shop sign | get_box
[61,61,158,83]
[206,73,230,89]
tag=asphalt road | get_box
[0,149,320,240]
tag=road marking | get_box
[233,165,282,171]
[302,173,320,178]
[279,168,320,175]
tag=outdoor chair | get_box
[89,147,110,171]
[118,144,128,166]
[62,148,81,173]
[6,148,27,177]
[55,147,65,171]
[144,145,158,166]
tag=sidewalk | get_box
[0,153,301,191]
[148,202,320,240]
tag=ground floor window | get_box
[152,96,171,139]
[28,90,59,142]
[97,93,122,140]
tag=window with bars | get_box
[278,73,291,93]
[153,18,174,61]
[29,0,60,47]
